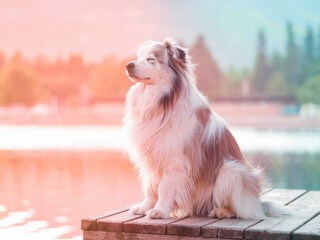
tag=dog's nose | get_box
[126,62,135,71]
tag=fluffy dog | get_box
[124,39,293,219]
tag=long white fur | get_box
[124,39,294,220]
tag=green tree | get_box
[285,22,304,89]
[224,67,252,96]
[296,75,320,104]
[271,51,285,73]
[305,26,315,63]
[302,25,320,79]
[252,29,271,95]
[317,25,320,60]
[267,72,289,96]
[267,51,290,96]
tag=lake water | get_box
[0,125,320,239]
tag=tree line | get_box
[0,52,132,106]
[0,36,221,107]
[250,22,320,104]
[0,22,319,107]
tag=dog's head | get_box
[126,39,192,87]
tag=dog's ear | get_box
[164,38,187,63]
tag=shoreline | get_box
[0,103,319,130]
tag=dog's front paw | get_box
[129,204,147,215]
[208,208,235,219]
[147,208,169,219]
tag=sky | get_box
[1,0,320,70]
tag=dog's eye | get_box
[147,58,156,64]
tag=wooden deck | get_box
[81,189,320,240]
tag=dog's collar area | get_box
[130,77,153,85]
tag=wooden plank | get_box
[166,216,219,237]
[246,215,314,240]
[80,189,272,232]
[82,189,320,240]
[245,191,320,240]
[261,187,273,194]
[202,218,258,239]
[261,189,307,205]
[96,211,144,232]
[293,214,320,240]
[124,216,182,235]
[289,191,320,213]
[81,207,128,230]
[203,189,306,239]
[84,230,232,240]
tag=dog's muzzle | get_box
[126,62,135,72]
[125,61,150,81]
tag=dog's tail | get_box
[261,201,298,217]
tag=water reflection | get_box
[247,152,320,190]
[0,151,141,239]
[0,150,319,239]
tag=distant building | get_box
[190,35,221,98]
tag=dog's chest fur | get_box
[124,83,196,168]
